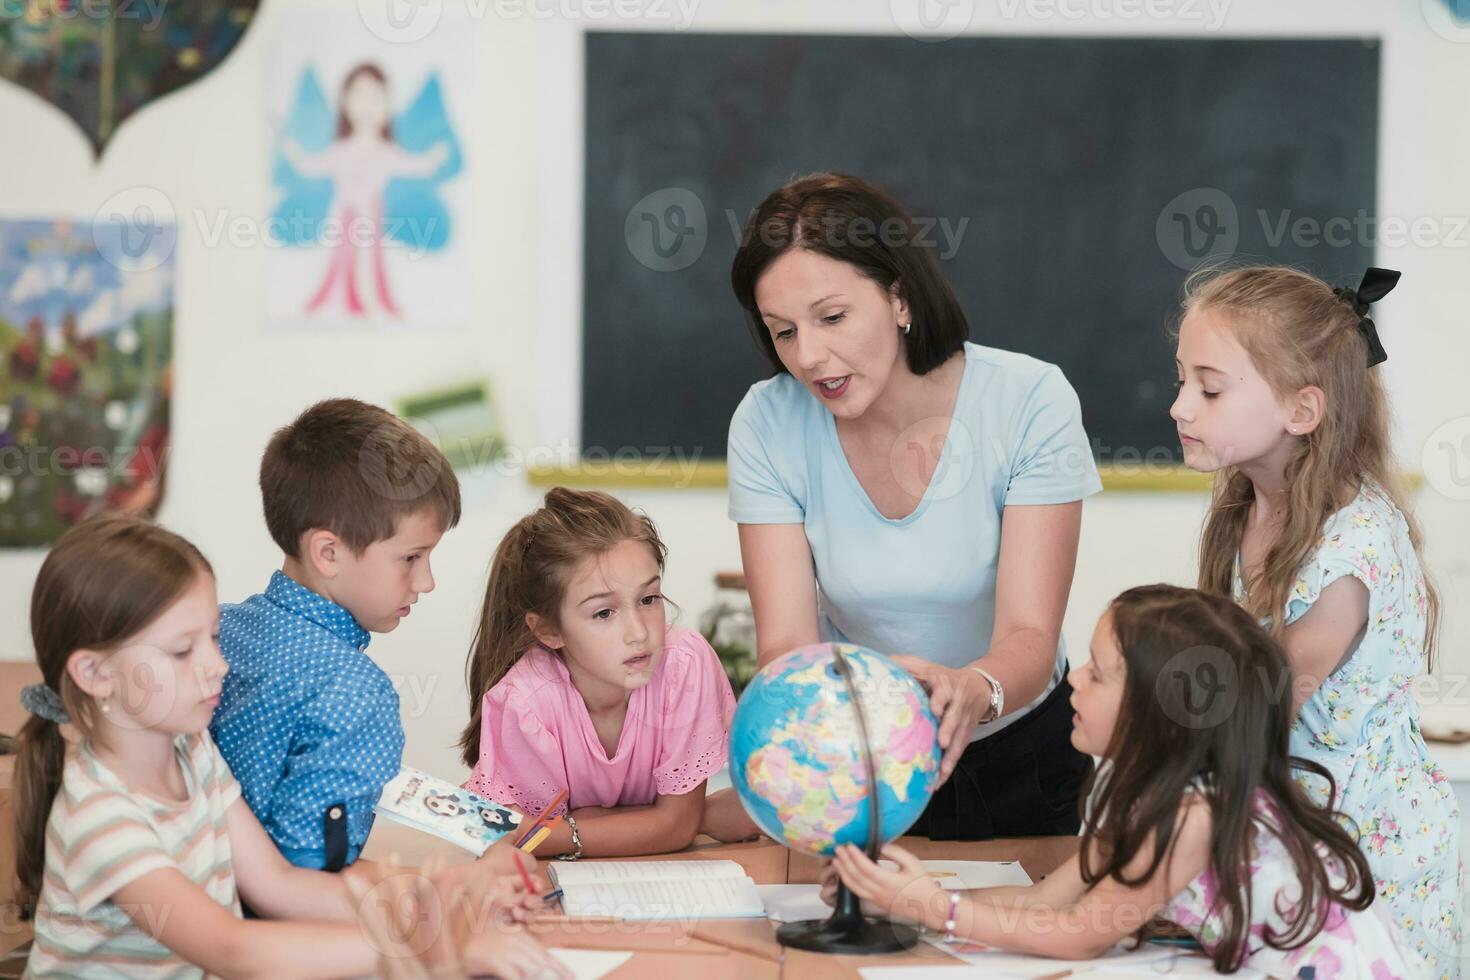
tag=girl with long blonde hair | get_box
[1171,264,1460,976]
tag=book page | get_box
[550,859,747,886]
[560,876,765,920]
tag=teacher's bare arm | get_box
[739,522,821,667]
[982,500,1084,711]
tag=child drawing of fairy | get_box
[272,61,462,320]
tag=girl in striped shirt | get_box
[12,514,566,980]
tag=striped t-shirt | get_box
[26,732,243,979]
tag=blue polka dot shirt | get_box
[210,571,404,870]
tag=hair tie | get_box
[20,683,70,725]
[1332,267,1399,368]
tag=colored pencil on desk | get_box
[519,813,563,854]
[520,826,552,854]
[513,788,568,848]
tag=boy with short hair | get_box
[211,398,460,870]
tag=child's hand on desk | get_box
[461,925,571,980]
[832,843,947,927]
[348,864,568,979]
[434,858,546,925]
[819,859,887,919]
[479,836,546,884]
[700,787,764,842]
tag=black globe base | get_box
[775,881,921,955]
[777,915,919,954]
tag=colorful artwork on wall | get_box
[0,0,260,157]
[0,218,175,548]
[266,9,475,330]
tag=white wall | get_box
[2,0,1467,782]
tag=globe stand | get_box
[776,878,919,954]
[774,646,922,955]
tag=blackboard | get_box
[582,34,1379,464]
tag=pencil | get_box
[511,850,536,893]
[580,942,729,956]
[534,913,623,923]
[520,826,552,854]
[513,789,569,849]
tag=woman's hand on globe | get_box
[889,655,993,782]
[832,844,947,928]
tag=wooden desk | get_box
[363,820,1081,979]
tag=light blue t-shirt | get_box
[727,342,1102,740]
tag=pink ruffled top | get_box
[464,625,736,815]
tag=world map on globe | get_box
[729,643,942,856]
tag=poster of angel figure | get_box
[265,9,476,329]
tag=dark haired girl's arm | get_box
[1280,577,1369,713]
[834,804,1212,961]
[820,850,1087,915]
[533,782,709,857]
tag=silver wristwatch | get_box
[969,666,1003,724]
[558,813,583,861]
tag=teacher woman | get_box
[727,173,1101,839]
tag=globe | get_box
[729,642,942,859]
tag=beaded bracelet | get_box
[942,889,961,943]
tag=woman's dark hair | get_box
[1080,584,1373,973]
[730,172,968,376]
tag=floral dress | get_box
[1163,792,1426,979]
[1234,481,1463,978]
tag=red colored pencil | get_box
[511,850,536,894]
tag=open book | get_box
[547,860,765,920]
[373,767,522,857]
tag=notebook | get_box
[547,860,765,920]
[373,767,522,856]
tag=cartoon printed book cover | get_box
[374,767,522,856]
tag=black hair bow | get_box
[1333,267,1399,368]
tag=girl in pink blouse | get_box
[460,488,751,857]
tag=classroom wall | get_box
[2,0,1467,781]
